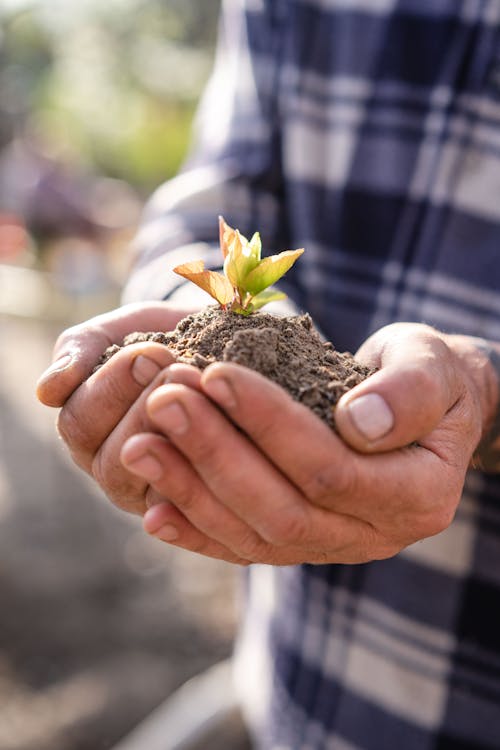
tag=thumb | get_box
[36,325,113,407]
[36,301,192,408]
[334,324,463,453]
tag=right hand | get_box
[36,301,194,515]
[120,323,489,565]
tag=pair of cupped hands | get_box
[36,301,495,566]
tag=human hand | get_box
[36,302,195,514]
[120,323,496,564]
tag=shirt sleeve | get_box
[122,0,288,305]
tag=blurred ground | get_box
[0,310,240,750]
[0,4,241,746]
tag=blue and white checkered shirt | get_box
[124,1,500,747]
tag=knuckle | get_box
[55,322,102,358]
[57,402,88,453]
[192,443,234,487]
[171,479,208,517]
[191,439,218,465]
[371,542,402,561]
[254,415,288,449]
[408,361,455,422]
[91,446,123,498]
[261,507,309,546]
[302,460,359,505]
[250,419,278,446]
[54,326,79,354]
[300,466,335,502]
[236,529,269,562]
[334,461,360,500]
[408,365,439,400]
[422,506,455,538]
[92,446,142,512]
[185,537,250,566]
[90,447,109,489]
[184,534,213,556]
[400,501,456,545]
[94,366,135,410]
[172,487,197,514]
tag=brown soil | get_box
[96,306,374,430]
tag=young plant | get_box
[173,216,304,315]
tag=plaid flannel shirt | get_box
[124,1,500,747]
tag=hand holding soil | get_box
[37,298,491,564]
[36,302,195,515]
[119,323,487,565]
[37,219,494,563]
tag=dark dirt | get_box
[96,306,375,430]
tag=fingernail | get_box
[347,393,394,441]
[132,355,161,386]
[144,505,179,539]
[128,453,163,481]
[153,402,190,435]
[203,377,236,408]
[39,354,73,381]
[154,524,179,542]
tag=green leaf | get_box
[243,248,304,295]
[173,260,234,306]
[248,231,262,262]
[230,301,253,316]
[248,288,287,312]
[223,229,260,289]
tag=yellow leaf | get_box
[219,216,238,260]
[174,261,234,306]
[174,259,205,275]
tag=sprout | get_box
[173,217,304,315]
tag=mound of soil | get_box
[96,307,374,430]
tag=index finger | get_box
[55,342,176,471]
[200,363,357,504]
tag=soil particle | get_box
[96,306,375,430]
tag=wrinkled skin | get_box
[37,303,497,566]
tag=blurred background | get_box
[0,1,245,749]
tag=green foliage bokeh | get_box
[0,0,221,192]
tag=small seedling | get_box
[173,216,304,315]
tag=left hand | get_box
[120,323,494,565]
